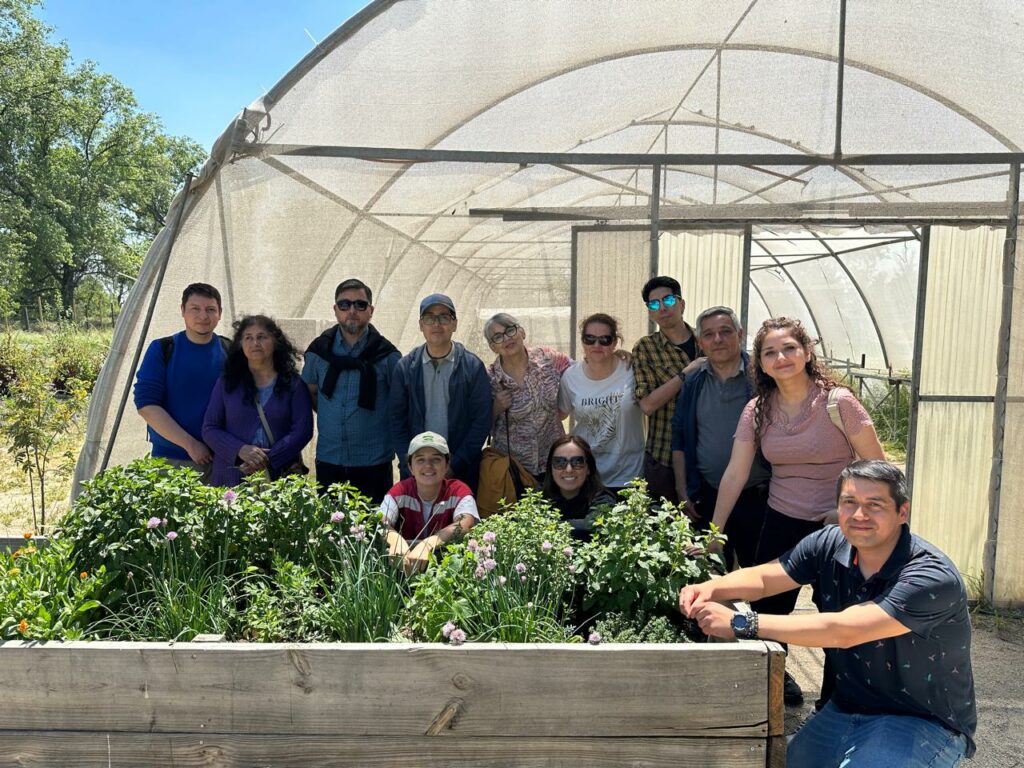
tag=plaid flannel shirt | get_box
[631,326,695,466]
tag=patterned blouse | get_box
[488,347,572,475]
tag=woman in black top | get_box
[542,435,615,541]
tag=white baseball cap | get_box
[407,431,450,458]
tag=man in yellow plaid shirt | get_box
[632,276,704,504]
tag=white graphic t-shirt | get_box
[557,360,645,487]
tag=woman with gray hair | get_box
[483,312,572,480]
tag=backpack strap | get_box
[827,388,858,458]
[160,334,230,365]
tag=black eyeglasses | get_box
[421,313,455,326]
[581,333,614,346]
[551,455,587,470]
[336,299,370,311]
[646,294,681,312]
[488,325,519,344]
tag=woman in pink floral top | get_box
[484,313,571,479]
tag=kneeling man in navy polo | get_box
[680,460,975,767]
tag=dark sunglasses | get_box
[551,455,587,470]
[646,294,681,312]
[336,299,370,311]
[581,333,614,346]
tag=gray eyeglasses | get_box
[488,325,519,344]
[421,313,455,326]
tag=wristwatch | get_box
[731,610,759,639]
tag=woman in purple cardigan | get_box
[202,314,313,487]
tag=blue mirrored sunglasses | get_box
[646,294,681,312]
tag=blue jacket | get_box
[389,342,492,489]
[670,351,759,498]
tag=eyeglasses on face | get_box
[488,325,519,344]
[336,299,370,311]
[581,333,614,346]
[421,313,455,326]
[646,294,681,312]
[551,455,586,470]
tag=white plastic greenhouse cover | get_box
[74,0,1024,603]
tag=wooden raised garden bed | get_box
[0,639,785,767]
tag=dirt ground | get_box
[786,587,1024,767]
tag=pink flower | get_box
[166,531,178,541]
[520,575,527,583]
[567,563,577,574]
[482,531,497,543]
[515,562,527,574]
[467,539,479,552]
[541,541,553,553]
[474,566,486,579]
[449,628,467,646]
[146,517,161,529]
[442,622,456,638]
[588,631,602,645]
[221,490,237,504]
[563,546,574,557]
[331,511,345,523]
[161,518,168,526]
[498,576,507,586]
[482,558,497,572]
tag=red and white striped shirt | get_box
[380,477,479,542]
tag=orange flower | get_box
[79,572,88,580]
[11,549,21,559]
[22,532,32,540]
[17,619,28,634]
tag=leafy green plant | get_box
[578,482,725,620]
[404,491,577,643]
[44,321,107,392]
[0,536,105,640]
[589,611,693,644]
[239,559,322,642]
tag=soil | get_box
[785,587,1024,767]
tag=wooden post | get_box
[37,296,44,325]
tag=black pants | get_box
[690,480,769,571]
[314,460,394,504]
[751,505,823,617]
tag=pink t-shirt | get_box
[735,386,873,522]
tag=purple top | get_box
[202,375,313,487]
[735,385,873,522]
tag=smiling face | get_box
[420,304,457,348]
[757,328,811,384]
[647,285,684,331]
[581,320,617,363]
[550,441,589,499]
[698,313,742,367]
[181,295,222,339]
[837,477,909,555]
[333,286,373,338]
[240,321,276,368]
[487,322,525,358]
[410,447,448,493]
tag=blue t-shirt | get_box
[301,327,399,467]
[133,331,227,460]
[780,525,976,757]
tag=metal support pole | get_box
[100,174,194,473]
[834,0,848,159]
[570,227,579,362]
[905,226,930,500]
[984,162,1020,605]
[649,163,662,334]
[741,224,753,332]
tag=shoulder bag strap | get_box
[255,400,277,445]
[826,387,857,459]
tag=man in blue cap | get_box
[390,293,491,490]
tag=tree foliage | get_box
[0,0,205,315]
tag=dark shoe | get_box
[784,672,804,706]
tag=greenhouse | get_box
[74,0,1024,605]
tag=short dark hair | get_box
[836,460,909,508]
[181,283,222,309]
[641,276,682,303]
[335,278,372,304]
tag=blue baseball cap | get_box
[419,293,456,317]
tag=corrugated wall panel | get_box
[574,229,649,351]
[912,226,1002,590]
[658,230,744,327]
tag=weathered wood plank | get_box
[0,642,772,737]
[0,732,768,768]
[765,641,786,737]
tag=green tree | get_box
[0,0,205,316]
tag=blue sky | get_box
[37,0,367,151]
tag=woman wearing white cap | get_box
[381,431,479,575]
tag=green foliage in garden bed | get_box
[1,459,725,644]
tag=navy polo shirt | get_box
[780,525,977,757]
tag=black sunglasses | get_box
[551,455,587,470]
[336,299,370,311]
[581,333,614,346]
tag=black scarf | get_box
[306,324,398,408]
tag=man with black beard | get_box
[303,278,400,502]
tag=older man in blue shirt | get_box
[680,460,976,767]
[303,278,400,502]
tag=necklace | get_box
[427,345,452,361]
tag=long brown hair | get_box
[751,317,844,444]
[542,435,607,503]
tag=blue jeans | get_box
[788,701,968,767]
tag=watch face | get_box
[732,614,749,631]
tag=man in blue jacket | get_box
[670,306,769,570]
[390,294,491,491]
[133,283,227,482]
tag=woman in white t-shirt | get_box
[557,313,645,491]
